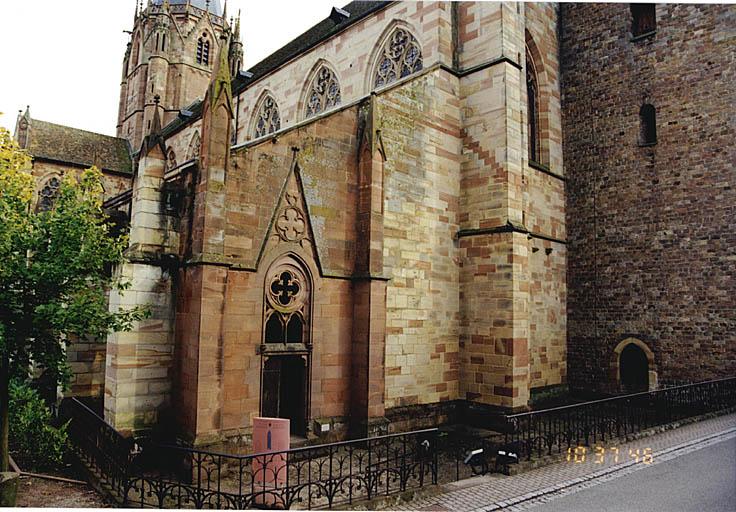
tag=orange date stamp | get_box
[566,446,654,465]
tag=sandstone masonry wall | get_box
[234,1,453,143]
[378,68,462,410]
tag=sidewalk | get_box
[385,413,736,511]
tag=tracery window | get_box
[373,27,423,88]
[197,35,210,66]
[38,176,61,212]
[526,53,541,164]
[305,66,341,119]
[263,260,311,348]
[253,95,281,138]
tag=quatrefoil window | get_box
[271,271,301,306]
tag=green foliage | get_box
[8,380,68,468]
[0,124,147,386]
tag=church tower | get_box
[116,0,243,150]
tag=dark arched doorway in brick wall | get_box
[260,255,312,436]
[611,338,657,393]
[620,344,648,392]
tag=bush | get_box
[9,380,69,468]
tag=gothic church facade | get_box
[13,2,734,445]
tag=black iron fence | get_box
[126,429,438,509]
[62,398,137,499]
[504,377,736,462]
[63,377,736,509]
[63,398,438,509]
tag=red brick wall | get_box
[562,3,736,391]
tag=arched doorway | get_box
[619,344,649,392]
[612,338,656,393]
[260,255,312,436]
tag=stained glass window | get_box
[374,28,423,88]
[254,96,281,138]
[305,66,341,119]
[38,176,61,212]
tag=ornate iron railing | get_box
[125,429,438,509]
[504,377,736,461]
[61,398,137,499]
[63,377,736,508]
[63,398,438,509]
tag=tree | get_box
[0,125,146,471]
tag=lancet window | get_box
[186,131,200,161]
[527,53,541,164]
[639,104,657,145]
[253,95,281,138]
[263,259,311,348]
[305,66,342,119]
[38,176,61,212]
[197,35,210,66]
[373,27,423,88]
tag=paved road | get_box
[529,437,736,512]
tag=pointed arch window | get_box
[373,27,423,88]
[639,104,657,145]
[132,32,142,67]
[38,176,61,212]
[253,95,281,138]
[526,53,541,164]
[305,66,342,119]
[263,259,311,349]
[166,148,177,170]
[197,35,210,66]
[186,131,200,161]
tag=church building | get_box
[14,1,734,447]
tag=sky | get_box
[0,0,339,136]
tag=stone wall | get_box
[234,1,453,143]
[174,105,364,443]
[562,3,736,391]
[28,161,131,399]
[378,68,462,410]
[30,160,131,202]
[456,2,565,409]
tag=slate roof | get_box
[27,119,133,174]
[153,0,222,15]
[232,1,390,94]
